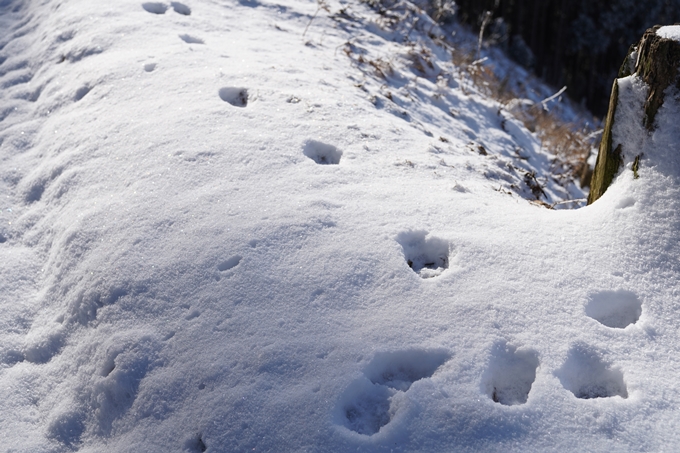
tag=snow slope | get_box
[1,0,679,451]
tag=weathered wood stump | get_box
[588,26,680,204]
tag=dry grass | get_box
[347,0,599,191]
[462,54,596,186]
[443,19,597,186]
[518,107,595,187]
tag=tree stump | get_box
[588,26,680,204]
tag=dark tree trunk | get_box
[588,26,680,204]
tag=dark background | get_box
[451,0,680,117]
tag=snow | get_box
[656,25,680,40]
[1,0,679,451]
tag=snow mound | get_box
[1,0,680,451]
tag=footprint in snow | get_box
[396,230,451,279]
[185,433,208,452]
[144,62,156,72]
[337,349,449,435]
[216,255,242,281]
[364,349,450,391]
[47,409,86,448]
[303,140,342,165]
[24,180,44,203]
[142,2,168,14]
[482,342,538,406]
[92,339,160,435]
[74,85,91,101]
[556,343,628,400]
[179,34,204,44]
[185,308,200,320]
[142,2,191,15]
[585,289,642,329]
[70,287,129,325]
[171,2,191,15]
[218,255,242,272]
[219,87,248,107]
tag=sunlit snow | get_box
[1,0,679,452]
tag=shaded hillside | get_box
[452,0,680,116]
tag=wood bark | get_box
[587,26,680,204]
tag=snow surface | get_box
[1,0,679,451]
[656,25,680,40]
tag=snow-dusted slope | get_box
[1,0,679,451]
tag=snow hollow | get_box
[1,0,680,451]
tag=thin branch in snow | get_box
[476,11,492,61]
[303,0,330,38]
[538,85,567,111]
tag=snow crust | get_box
[0,0,679,451]
[656,25,680,40]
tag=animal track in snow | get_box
[303,140,342,165]
[93,338,159,435]
[58,45,104,64]
[396,230,450,279]
[556,344,628,400]
[142,2,168,14]
[144,62,156,72]
[185,433,208,452]
[218,255,242,272]
[216,255,242,281]
[74,85,91,101]
[142,2,191,15]
[71,287,128,325]
[585,290,642,328]
[47,410,86,448]
[482,342,538,406]
[171,2,191,15]
[219,87,248,107]
[24,180,45,203]
[341,382,395,435]
[337,349,449,435]
[185,308,200,320]
[179,34,204,44]
[364,349,450,391]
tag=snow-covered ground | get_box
[1,0,679,451]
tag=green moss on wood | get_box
[632,154,642,179]
[587,80,621,204]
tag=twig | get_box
[538,86,567,111]
[550,198,586,208]
[584,129,603,141]
[303,0,329,38]
[470,57,488,66]
[476,11,492,61]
